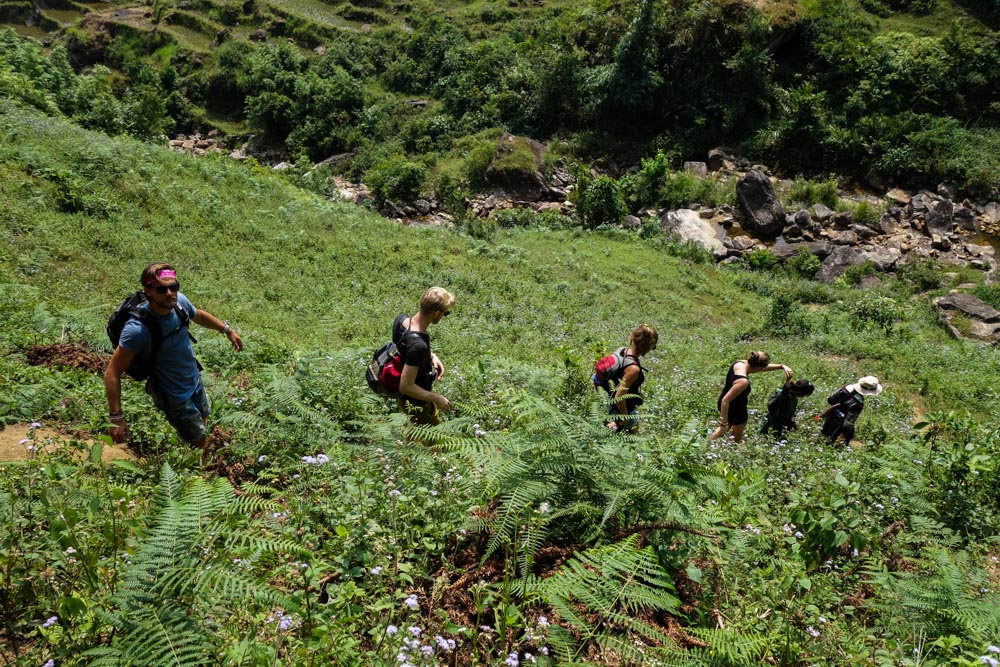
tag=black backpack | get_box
[107,291,195,381]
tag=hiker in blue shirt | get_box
[104,262,243,449]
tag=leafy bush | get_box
[786,247,822,278]
[852,200,881,226]
[897,258,942,291]
[785,177,840,209]
[741,248,779,272]
[766,291,813,335]
[365,156,427,203]
[848,292,901,332]
[972,284,1000,310]
[575,175,627,228]
[841,260,877,285]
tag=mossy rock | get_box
[485,132,548,201]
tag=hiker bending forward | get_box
[105,262,243,448]
[711,351,792,443]
[396,286,454,425]
[600,324,658,433]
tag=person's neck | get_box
[410,312,430,333]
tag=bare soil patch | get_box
[0,423,135,462]
[25,342,108,374]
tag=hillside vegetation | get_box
[1,0,998,207]
[2,101,1000,666]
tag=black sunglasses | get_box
[151,283,181,294]
[440,310,451,317]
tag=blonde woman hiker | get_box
[711,351,792,442]
[593,324,658,433]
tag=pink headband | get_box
[156,270,177,280]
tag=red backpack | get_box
[366,341,404,396]
[593,348,638,393]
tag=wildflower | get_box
[42,616,58,628]
[42,661,55,667]
[301,455,317,464]
[538,502,550,514]
[65,547,76,554]
[409,626,421,637]
[537,616,549,627]
[371,566,383,575]
[806,626,820,638]
[435,636,455,652]
[818,616,827,624]
[505,652,520,667]
[386,625,398,636]
[981,657,999,667]
[404,594,419,609]
[475,429,487,437]
[278,615,295,631]
[316,454,330,464]
[420,645,434,657]
[539,647,549,655]
[480,625,494,633]
[990,646,1000,654]
[389,489,403,499]
[472,423,481,430]
[525,653,536,664]
[794,531,804,538]
[30,422,41,429]
[298,562,308,570]
[257,455,267,462]
[27,445,36,452]
[19,439,29,445]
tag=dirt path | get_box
[0,423,135,462]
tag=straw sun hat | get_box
[850,376,884,396]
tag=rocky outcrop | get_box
[484,133,549,202]
[934,292,1000,344]
[815,245,865,283]
[736,170,786,238]
[659,209,727,259]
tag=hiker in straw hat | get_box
[819,375,883,446]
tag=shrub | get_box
[897,258,942,291]
[786,247,822,278]
[741,248,779,272]
[972,284,1000,310]
[852,200,881,226]
[766,292,813,335]
[786,177,840,208]
[848,292,901,332]
[365,156,426,203]
[576,175,627,228]
[841,260,878,285]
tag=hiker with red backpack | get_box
[104,262,243,448]
[593,324,658,433]
[392,286,454,425]
[711,351,792,443]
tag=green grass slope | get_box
[3,101,1000,666]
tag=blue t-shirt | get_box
[118,293,200,406]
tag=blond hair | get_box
[419,286,455,315]
[630,324,658,356]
